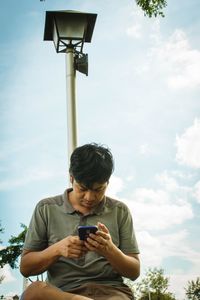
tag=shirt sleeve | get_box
[118,204,139,254]
[23,201,48,251]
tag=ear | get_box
[70,175,74,184]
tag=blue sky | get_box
[0,0,200,298]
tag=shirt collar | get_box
[62,188,75,214]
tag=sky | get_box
[0,0,200,298]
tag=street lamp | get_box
[44,10,97,159]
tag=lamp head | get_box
[44,10,97,53]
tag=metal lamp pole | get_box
[66,47,77,161]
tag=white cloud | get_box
[155,171,179,191]
[193,180,200,203]
[137,231,163,267]
[0,167,66,191]
[126,24,142,39]
[176,119,200,168]
[131,187,170,205]
[107,175,124,198]
[137,230,187,268]
[123,179,193,231]
[108,173,193,231]
[128,195,193,231]
[150,29,200,89]
[139,143,152,155]
[126,8,161,42]
[0,137,43,160]
[0,264,16,284]
[125,19,200,92]
[149,19,161,45]
[170,170,194,180]
[155,171,193,197]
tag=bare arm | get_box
[85,223,140,280]
[20,236,87,277]
[20,245,60,277]
[103,248,140,279]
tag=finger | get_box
[72,245,89,254]
[66,250,84,258]
[87,236,107,250]
[90,232,110,245]
[87,236,99,247]
[84,241,96,251]
[66,244,87,256]
[81,245,88,251]
[95,231,110,240]
[72,236,85,245]
[89,233,103,244]
[97,222,109,233]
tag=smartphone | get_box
[78,225,98,241]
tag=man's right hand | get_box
[56,235,88,258]
[20,235,87,277]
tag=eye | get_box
[94,187,105,192]
[79,187,88,192]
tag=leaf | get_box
[0,223,27,269]
[135,0,167,18]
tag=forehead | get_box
[75,180,107,190]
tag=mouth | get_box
[85,201,94,206]
[83,201,95,207]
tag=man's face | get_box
[71,177,108,210]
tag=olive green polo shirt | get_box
[24,189,139,291]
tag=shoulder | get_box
[104,196,134,228]
[105,196,130,212]
[36,193,64,209]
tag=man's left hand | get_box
[84,222,114,256]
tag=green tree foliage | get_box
[0,275,4,285]
[131,268,176,300]
[0,223,27,269]
[185,277,200,300]
[0,221,5,284]
[136,0,167,17]
[0,221,4,244]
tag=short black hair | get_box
[69,143,114,189]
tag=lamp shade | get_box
[44,10,97,53]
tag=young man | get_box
[20,143,140,300]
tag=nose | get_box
[84,190,95,201]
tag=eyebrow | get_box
[77,183,106,191]
[93,186,105,191]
